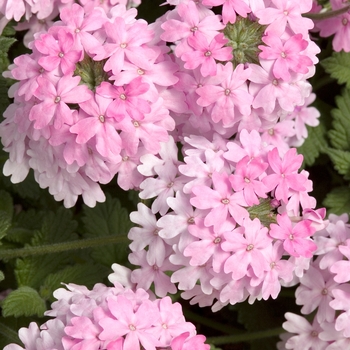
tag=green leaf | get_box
[321,51,350,89]
[329,89,350,150]
[2,286,47,317]
[323,186,350,215]
[0,211,11,243]
[326,147,350,179]
[0,36,16,73]
[297,122,327,166]
[14,208,78,287]
[0,270,4,282]
[35,207,78,244]
[82,194,131,266]
[15,253,69,288]
[39,263,108,302]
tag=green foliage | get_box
[0,36,16,73]
[326,148,350,179]
[321,51,350,89]
[323,186,350,215]
[39,263,108,302]
[2,286,46,317]
[328,89,350,150]
[82,194,131,266]
[297,122,327,167]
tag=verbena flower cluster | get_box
[277,214,350,349]
[125,129,327,309]
[1,2,177,207]
[4,281,209,350]
[1,0,344,348]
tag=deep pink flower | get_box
[35,29,81,75]
[96,77,151,121]
[262,147,306,204]
[229,156,269,206]
[29,75,91,129]
[91,17,154,74]
[196,63,252,125]
[190,171,249,229]
[259,33,313,81]
[181,32,232,77]
[270,214,317,257]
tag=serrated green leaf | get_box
[82,194,131,266]
[297,122,327,166]
[323,186,350,215]
[0,37,16,55]
[39,263,108,302]
[36,207,78,244]
[15,253,70,288]
[0,211,11,241]
[326,147,350,178]
[2,286,46,317]
[321,51,350,89]
[329,89,350,150]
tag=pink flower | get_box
[270,214,317,258]
[262,147,306,204]
[35,29,81,75]
[99,295,160,350]
[29,75,91,129]
[282,313,328,350]
[255,0,314,37]
[259,33,313,81]
[229,156,269,206]
[222,217,272,280]
[91,17,154,74]
[190,171,249,229]
[196,62,252,125]
[181,32,232,77]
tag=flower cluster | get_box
[0,0,142,46]
[4,280,209,350]
[126,129,326,309]
[1,2,177,207]
[159,0,320,147]
[278,214,350,349]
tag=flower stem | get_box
[206,326,284,345]
[0,235,129,260]
[0,320,21,344]
[304,4,350,20]
[183,309,243,335]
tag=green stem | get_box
[183,309,243,335]
[206,327,284,345]
[0,235,129,260]
[304,4,350,20]
[0,320,21,344]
